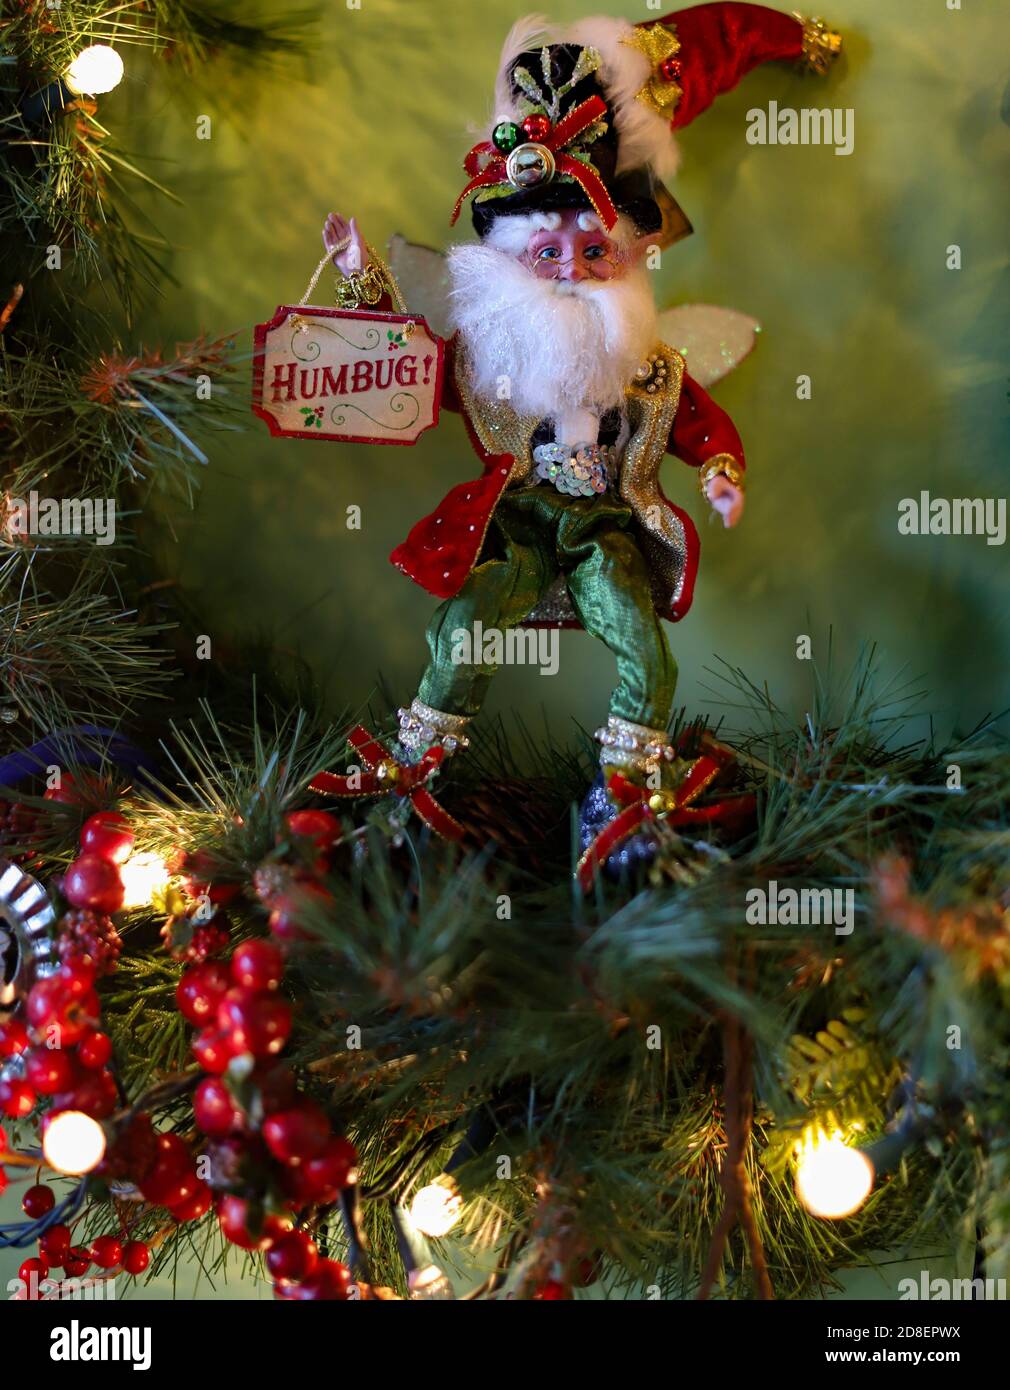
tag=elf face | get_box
[446,209,657,426]
[521,209,626,284]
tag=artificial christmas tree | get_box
[2,0,1009,1322]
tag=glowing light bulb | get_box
[408,1264,455,1300]
[795,1129,874,1219]
[409,1178,462,1237]
[43,1110,107,1175]
[119,851,170,909]
[65,45,124,97]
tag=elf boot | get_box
[395,697,472,765]
[579,715,683,877]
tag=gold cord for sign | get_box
[298,240,409,324]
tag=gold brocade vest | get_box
[454,343,691,623]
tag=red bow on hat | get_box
[309,725,465,843]
[450,95,618,230]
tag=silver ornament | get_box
[0,857,59,1020]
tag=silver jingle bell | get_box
[505,142,556,190]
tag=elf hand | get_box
[705,476,745,528]
[322,212,368,278]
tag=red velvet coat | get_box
[389,335,744,623]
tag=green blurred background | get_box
[3,0,1007,1299]
[129,0,1008,741]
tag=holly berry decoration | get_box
[267,878,331,942]
[0,1075,37,1118]
[136,1131,210,1218]
[22,1184,55,1218]
[79,811,134,865]
[176,960,231,1026]
[63,1247,92,1278]
[78,1030,114,1069]
[62,855,124,915]
[273,1258,353,1301]
[230,939,284,993]
[262,1103,330,1166]
[40,1224,71,1266]
[215,987,292,1059]
[25,1045,77,1094]
[25,965,100,1049]
[18,1256,51,1299]
[265,1228,318,1282]
[43,772,81,805]
[283,809,340,875]
[216,1195,291,1252]
[57,909,122,976]
[533,1278,571,1300]
[193,1076,245,1137]
[121,1240,150,1275]
[174,935,359,1297]
[183,913,231,964]
[179,849,243,907]
[0,1017,30,1057]
[90,1235,123,1269]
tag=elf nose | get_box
[558,257,587,282]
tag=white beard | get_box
[446,241,658,440]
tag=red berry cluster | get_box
[177,848,243,909]
[0,812,136,1120]
[57,909,123,976]
[248,809,340,942]
[179,935,357,1299]
[62,810,136,914]
[15,1180,150,1299]
[0,960,115,1121]
[135,1124,213,1221]
[183,913,231,964]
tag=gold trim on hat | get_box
[622,22,682,121]
[797,15,843,76]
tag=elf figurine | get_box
[322,5,842,875]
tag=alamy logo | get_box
[8,1271,117,1303]
[745,880,855,935]
[3,490,117,546]
[898,492,1006,546]
[50,1319,151,1370]
[451,621,559,676]
[746,101,855,156]
[899,1272,1006,1301]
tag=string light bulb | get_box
[409,1177,462,1238]
[119,851,170,909]
[794,1128,874,1219]
[407,1264,455,1300]
[64,45,124,97]
[42,1110,107,1175]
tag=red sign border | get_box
[251,304,445,447]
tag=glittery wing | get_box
[656,305,761,388]
[387,234,451,339]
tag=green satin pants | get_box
[417,486,677,727]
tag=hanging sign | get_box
[252,306,444,446]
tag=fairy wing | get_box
[657,305,762,388]
[387,235,452,339]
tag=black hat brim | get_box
[471,176,663,240]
